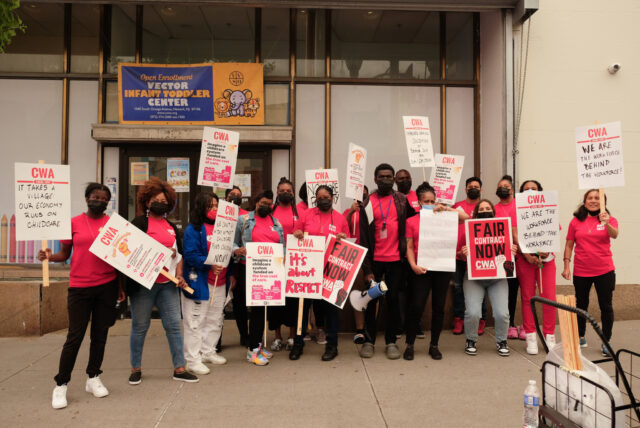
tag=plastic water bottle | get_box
[523,380,540,428]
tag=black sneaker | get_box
[429,344,442,360]
[289,344,303,360]
[321,344,338,361]
[128,370,142,385]
[403,345,414,361]
[173,370,199,383]
[416,331,426,339]
[496,341,510,357]
[465,340,477,356]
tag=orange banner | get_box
[213,63,264,125]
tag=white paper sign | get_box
[246,242,286,306]
[575,121,624,189]
[197,127,239,188]
[284,234,324,299]
[417,210,458,272]
[14,162,71,241]
[345,143,367,201]
[403,116,435,167]
[429,154,464,205]
[515,190,560,253]
[204,200,238,267]
[233,174,251,196]
[89,213,173,289]
[305,168,340,210]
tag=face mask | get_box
[149,201,170,215]
[316,198,333,211]
[377,178,394,194]
[421,204,434,211]
[467,188,480,200]
[397,181,412,194]
[87,200,107,214]
[206,210,217,221]
[587,209,601,216]
[257,205,271,217]
[229,196,242,206]
[496,187,511,199]
[278,192,293,204]
[476,211,494,219]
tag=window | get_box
[262,8,289,76]
[264,84,289,125]
[70,4,100,73]
[107,5,136,74]
[446,13,474,80]
[296,9,325,77]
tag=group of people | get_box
[40,163,619,410]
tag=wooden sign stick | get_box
[209,274,219,307]
[296,232,310,336]
[161,268,194,294]
[593,121,606,213]
[38,160,50,287]
[263,303,268,347]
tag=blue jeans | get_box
[453,260,488,320]
[463,278,509,343]
[129,282,185,369]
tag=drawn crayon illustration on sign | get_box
[213,63,264,125]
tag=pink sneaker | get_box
[452,317,464,335]
[507,326,518,339]
[518,326,526,340]
[477,319,486,336]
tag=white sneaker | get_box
[202,353,227,365]
[52,385,67,409]
[545,334,556,348]
[316,329,327,345]
[85,376,109,398]
[270,338,283,351]
[286,338,294,351]
[186,362,210,375]
[525,332,538,355]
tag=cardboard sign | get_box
[284,234,324,299]
[89,213,173,289]
[345,143,367,202]
[213,63,264,125]
[204,200,238,267]
[305,168,340,209]
[403,116,435,167]
[515,190,560,253]
[167,158,189,192]
[197,127,239,189]
[246,242,285,306]
[14,162,71,241]
[575,121,624,189]
[417,210,458,272]
[233,174,251,197]
[429,154,464,205]
[322,236,367,309]
[466,218,515,280]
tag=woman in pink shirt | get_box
[494,175,523,340]
[562,189,619,356]
[39,183,123,409]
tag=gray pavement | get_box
[1,319,638,427]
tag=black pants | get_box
[507,277,520,326]
[249,305,267,350]
[574,271,615,341]
[268,297,297,330]
[233,264,249,343]
[365,260,403,345]
[312,299,325,329]
[405,271,451,346]
[55,279,118,386]
[293,299,313,346]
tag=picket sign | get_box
[38,160,50,287]
[296,232,309,336]
[595,120,606,212]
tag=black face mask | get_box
[229,196,242,206]
[396,181,412,194]
[377,178,394,195]
[476,211,494,219]
[149,201,170,215]
[256,205,271,217]
[316,198,332,211]
[496,187,511,199]
[467,188,480,200]
[87,200,107,214]
[278,193,293,204]
[587,209,601,216]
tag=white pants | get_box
[182,283,226,364]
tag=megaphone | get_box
[349,280,388,312]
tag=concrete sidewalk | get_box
[1,319,638,427]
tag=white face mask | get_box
[421,204,434,211]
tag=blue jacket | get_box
[233,212,285,262]
[182,222,230,301]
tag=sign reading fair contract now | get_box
[14,162,71,241]
[89,213,173,289]
[322,236,367,309]
[197,127,239,189]
[465,218,515,280]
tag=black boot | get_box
[403,345,414,361]
[321,344,338,361]
[429,344,442,360]
[289,344,303,360]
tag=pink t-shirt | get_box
[406,215,420,259]
[272,205,297,238]
[406,190,421,212]
[147,217,176,283]
[61,213,117,288]
[298,207,349,238]
[453,199,477,260]
[370,193,400,262]
[296,201,308,217]
[239,208,249,216]
[251,215,281,243]
[204,222,227,287]
[342,208,360,244]
[567,215,618,277]
[494,199,517,226]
